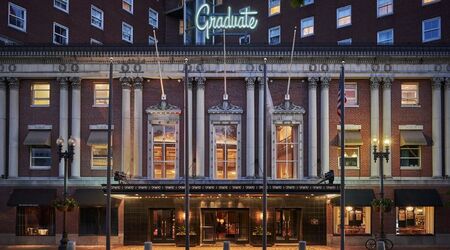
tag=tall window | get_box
[268,26,281,45]
[153,125,177,179]
[268,0,280,16]
[179,19,184,35]
[122,22,133,43]
[396,207,434,235]
[344,82,358,106]
[377,0,393,17]
[338,148,359,169]
[91,5,104,30]
[30,147,52,170]
[91,144,111,169]
[301,17,314,38]
[79,207,118,235]
[422,0,440,5]
[16,206,55,236]
[400,145,421,168]
[214,125,238,179]
[422,17,441,42]
[377,28,394,45]
[401,83,419,105]
[54,0,69,13]
[337,5,351,28]
[275,125,297,179]
[53,22,69,45]
[149,8,158,28]
[122,0,133,14]
[94,83,109,106]
[338,38,352,45]
[31,83,50,106]
[333,206,371,235]
[8,3,26,32]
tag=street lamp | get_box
[372,138,390,240]
[56,136,76,250]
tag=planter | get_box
[175,234,199,247]
[251,234,274,247]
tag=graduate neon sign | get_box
[195,4,258,39]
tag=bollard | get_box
[144,241,152,250]
[67,241,76,250]
[298,241,307,250]
[223,240,230,250]
[377,241,386,250]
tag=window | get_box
[304,0,314,5]
[239,34,250,45]
[396,206,434,235]
[338,38,352,45]
[275,125,298,179]
[91,144,111,169]
[400,145,421,168]
[91,5,103,30]
[422,0,440,5]
[16,206,55,236]
[337,5,351,28]
[122,22,133,43]
[153,125,177,179]
[31,83,50,106]
[214,125,238,179]
[79,207,118,235]
[94,83,109,106]
[54,0,69,13]
[30,147,52,170]
[301,17,314,38]
[268,26,281,45]
[53,22,68,45]
[149,8,158,28]
[377,0,393,17]
[338,148,359,169]
[422,17,441,42]
[90,38,103,45]
[344,82,358,106]
[148,35,156,45]
[333,206,371,235]
[377,28,394,45]
[122,0,133,14]
[268,0,280,16]
[401,83,419,105]
[8,3,26,32]
[179,19,184,35]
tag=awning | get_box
[337,130,363,146]
[73,189,120,207]
[395,189,442,206]
[400,130,428,146]
[87,131,108,145]
[23,130,51,146]
[331,189,375,206]
[7,189,56,206]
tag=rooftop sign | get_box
[195,4,258,39]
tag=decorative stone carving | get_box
[383,77,393,89]
[208,100,243,114]
[308,77,319,88]
[7,77,19,88]
[245,77,256,90]
[445,78,450,89]
[120,76,132,89]
[370,77,381,89]
[146,101,181,115]
[432,77,444,89]
[133,77,144,89]
[57,77,69,89]
[70,77,81,89]
[320,77,331,88]
[273,101,306,115]
[185,77,194,89]
[196,77,206,89]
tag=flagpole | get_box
[184,58,190,250]
[106,57,113,250]
[339,62,346,250]
[262,58,268,250]
[153,29,166,101]
[285,26,297,101]
[223,30,228,101]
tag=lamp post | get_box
[56,136,75,250]
[372,138,390,239]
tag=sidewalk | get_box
[1,246,450,250]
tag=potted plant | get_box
[175,225,198,247]
[371,198,393,213]
[251,225,273,247]
[52,197,78,212]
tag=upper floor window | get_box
[268,26,281,45]
[422,17,441,43]
[304,0,314,5]
[377,0,393,17]
[54,0,69,13]
[32,83,50,106]
[122,0,133,14]
[91,144,111,169]
[337,5,351,28]
[400,145,421,168]
[179,20,184,35]
[338,147,360,169]
[338,38,352,45]
[53,22,69,45]
[152,125,177,179]
[275,125,298,179]
[300,16,314,38]
[94,83,109,106]
[345,82,358,106]
[401,83,419,105]
[214,125,238,179]
[91,5,104,30]
[148,35,156,45]
[149,8,158,28]
[422,0,440,5]
[377,28,394,45]
[268,0,280,16]
[8,3,26,32]
[30,147,52,170]
[122,22,133,43]
[239,34,250,45]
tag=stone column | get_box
[133,77,143,177]
[258,78,264,178]
[70,77,81,178]
[195,77,206,177]
[8,78,19,177]
[0,78,7,177]
[187,78,194,176]
[432,77,443,178]
[382,77,393,177]
[320,77,330,175]
[308,77,319,178]
[121,77,132,176]
[370,77,381,177]
[445,78,450,177]
[58,77,69,177]
[245,77,256,177]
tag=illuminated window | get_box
[54,0,69,13]
[275,125,298,179]
[214,125,238,179]
[239,34,250,45]
[179,19,184,35]
[122,0,133,14]
[338,147,359,169]
[422,17,441,43]
[8,2,26,32]
[91,5,103,30]
[152,125,177,179]
[401,83,419,105]
[422,0,440,5]
[31,83,50,106]
[377,0,393,17]
[53,22,69,45]
[149,8,158,28]
[396,207,434,235]
[16,206,55,236]
[334,206,371,235]
[91,144,112,169]
[268,26,281,45]
[304,0,314,5]
[122,22,133,43]
[400,145,421,168]
[300,16,314,38]
[94,83,109,106]
[344,82,358,106]
[30,147,52,169]
[338,38,352,45]
[268,0,280,16]
[337,5,351,28]
[377,28,394,45]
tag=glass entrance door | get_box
[201,209,249,244]
[275,208,301,242]
[149,209,175,243]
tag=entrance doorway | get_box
[201,209,249,244]
[275,208,302,242]
[148,209,175,243]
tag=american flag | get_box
[337,65,346,122]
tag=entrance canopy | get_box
[7,189,56,206]
[395,189,442,206]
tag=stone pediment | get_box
[145,101,181,115]
[272,100,306,115]
[208,100,243,114]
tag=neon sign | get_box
[195,4,258,39]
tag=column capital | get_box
[308,77,319,88]
[133,77,144,89]
[196,77,206,89]
[185,77,195,89]
[8,77,19,89]
[382,77,393,89]
[369,77,381,89]
[320,77,331,88]
[432,77,444,89]
[70,77,81,89]
[57,77,69,89]
[257,77,268,85]
[0,77,7,89]
[120,76,132,89]
[245,77,256,90]
[445,78,450,89]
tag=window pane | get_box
[154,162,163,178]
[153,145,163,161]
[17,206,55,236]
[31,148,52,167]
[397,206,434,235]
[333,206,371,235]
[165,162,176,179]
